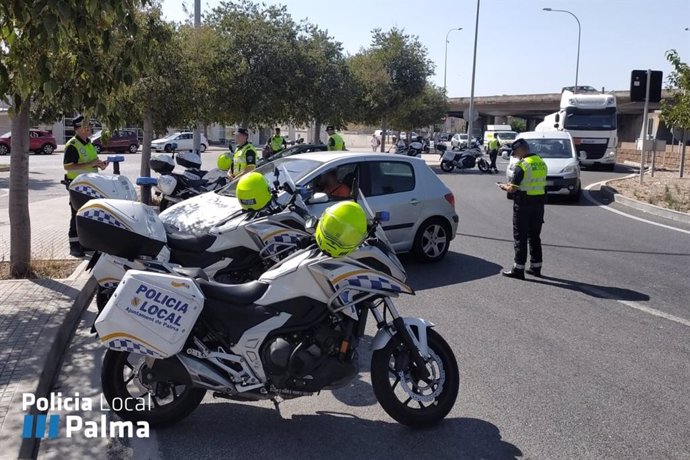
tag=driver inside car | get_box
[318,170,351,199]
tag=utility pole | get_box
[466,0,481,143]
[192,0,202,155]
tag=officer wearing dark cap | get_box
[63,115,107,257]
[498,138,547,279]
[325,125,345,151]
[229,127,257,179]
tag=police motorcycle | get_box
[439,143,490,173]
[148,145,228,212]
[91,193,460,428]
[87,167,318,311]
[67,155,138,213]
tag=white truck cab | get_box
[483,125,517,149]
[536,86,617,171]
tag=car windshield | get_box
[564,107,617,130]
[496,132,516,141]
[0,132,10,138]
[525,139,573,159]
[218,157,322,197]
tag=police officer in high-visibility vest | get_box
[63,115,108,257]
[228,127,257,179]
[325,125,345,151]
[269,127,286,155]
[487,136,500,173]
[498,138,547,279]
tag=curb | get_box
[600,180,690,225]
[17,274,97,459]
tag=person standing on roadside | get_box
[229,127,258,179]
[326,125,346,151]
[370,134,380,152]
[487,135,500,173]
[498,138,547,279]
[63,115,108,257]
[269,127,286,155]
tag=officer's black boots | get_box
[526,267,542,277]
[502,267,525,280]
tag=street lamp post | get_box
[466,0,481,143]
[543,8,581,92]
[443,28,462,93]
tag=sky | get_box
[161,0,690,98]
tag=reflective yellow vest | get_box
[64,137,99,180]
[270,135,284,153]
[328,133,345,151]
[488,138,500,150]
[233,143,258,175]
[516,155,547,196]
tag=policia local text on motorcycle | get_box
[63,115,108,258]
[228,127,258,179]
[497,138,547,280]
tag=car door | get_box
[362,160,422,250]
[303,161,362,219]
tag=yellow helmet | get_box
[236,172,272,211]
[217,152,232,171]
[315,201,367,257]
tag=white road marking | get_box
[583,179,690,236]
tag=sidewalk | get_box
[0,264,96,459]
[0,197,72,261]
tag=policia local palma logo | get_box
[21,392,150,439]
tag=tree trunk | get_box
[140,109,153,205]
[314,120,322,144]
[680,130,687,179]
[380,118,388,152]
[9,96,32,278]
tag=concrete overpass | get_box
[446,90,675,142]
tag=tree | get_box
[510,118,527,133]
[389,84,448,134]
[0,0,148,277]
[660,50,690,177]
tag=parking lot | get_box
[10,151,689,458]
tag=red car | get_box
[91,129,140,154]
[0,129,57,155]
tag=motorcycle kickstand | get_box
[271,396,284,416]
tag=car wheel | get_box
[128,144,138,154]
[412,218,451,263]
[164,144,172,153]
[0,144,10,155]
[569,181,582,202]
[200,144,207,153]
[41,144,54,155]
[440,161,455,172]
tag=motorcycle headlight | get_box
[560,163,578,175]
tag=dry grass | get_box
[0,259,81,280]
[611,172,690,213]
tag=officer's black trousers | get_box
[68,200,78,243]
[513,199,544,268]
[489,149,498,169]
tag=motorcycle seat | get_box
[167,231,216,252]
[197,279,269,305]
[173,266,209,281]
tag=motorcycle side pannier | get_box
[150,155,175,174]
[95,270,204,358]
[69,173,137,211]
[76,199,167,259]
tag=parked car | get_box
[450,133,469,149]
[163,151,459,262]
[0,129,57,155]
[256,143,327,166]
[505,131,581,201]
[151,132,209,153]
[91,129,140,154]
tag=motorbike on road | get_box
[439,144,490,173]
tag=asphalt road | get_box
[114,158,688,459]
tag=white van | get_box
[505,131,581,201]
[483,125,517,148]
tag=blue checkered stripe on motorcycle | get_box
[73,185,103,199]
[107,339,160,358]
[81,209,126,229]
[336,274,402,304]
[263,234,301,255]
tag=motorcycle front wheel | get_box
[101,350,206,427]
[477,159,490,173]
[371,328,459,427]
[440,161,455,172]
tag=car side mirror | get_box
[554,113,560,123]
[307,192,329,204]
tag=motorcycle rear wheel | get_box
[371,328,459,427]
[101,350,206,427]
[477,159,490,173]
[440,161,455,172]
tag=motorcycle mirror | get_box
[304,216,318,234]
[375,211,390,222]
[308,192,329,204]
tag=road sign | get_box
[463,109,478,123]
[630,70,663,103]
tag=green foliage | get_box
[660,50,690,131]
[390,85,448,131]
[510,118,527,133]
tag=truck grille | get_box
[575,143,607,160]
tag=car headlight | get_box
[560,163,578,174]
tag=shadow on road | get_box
[157,403,523,460]
[402,251,502,291]
[457,233,690,257]
[0,175,60,192]
[527,275,650,302]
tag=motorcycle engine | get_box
[262,323,358,392]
